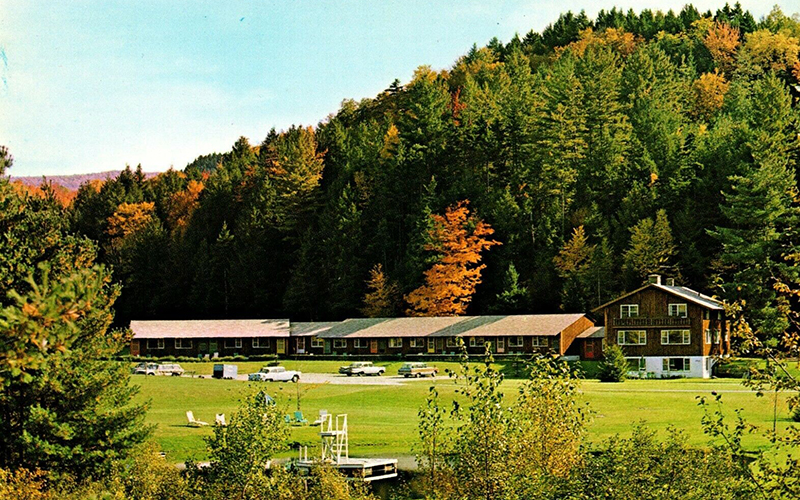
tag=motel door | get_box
[131,340,140,356]
[427,338,435,354]
[585,341,595,360]
[324,340,332,354]
[497,338,505,353]
[370,340,378,354]
[209,341,218,356]
[277,339,286,355]
[296,338,305,354]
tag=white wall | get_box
[631,356,713,378]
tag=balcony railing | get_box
[611,316,691,327]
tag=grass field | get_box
[131,361,799,464]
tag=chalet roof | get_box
[591,283,725,313]
[130,319,290,339]
[577,326,605,339]
[655,284,725,310]
[316,314,589,339]
[290,322,339,337]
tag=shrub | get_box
[597,344,629,382]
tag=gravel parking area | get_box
[223,372,438,386]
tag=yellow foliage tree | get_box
[559,27,638,58]
[106,201,155,239]
[693,71,730,121]
[738,29,800,77]
[361,264,400,318]
[553,226,594,275]
[405,201,500,316]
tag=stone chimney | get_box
[647,274,661,285]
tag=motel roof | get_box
[315,314,589,339]
[577,326,605,339]
[289,322,340,337]
[130,319,290,339]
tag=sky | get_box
[0,0,788,177]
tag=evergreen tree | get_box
[623,210,678,285]
[711,75,800,339]
[491,263,529,314]
[597,344,629,382]
[0,168,149,479]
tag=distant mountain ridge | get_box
[8,170,160,191]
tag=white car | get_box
[248,366,301,383]
[133,362,184,376]
[338,361,385,376]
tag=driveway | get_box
[228,372,439,386]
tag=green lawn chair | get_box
[293,411,308,425]
[284,415,292,424]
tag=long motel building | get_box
[129,275,730,379]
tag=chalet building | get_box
[592,274,730,378]
[130,319,290,358]
[131,314,597,359]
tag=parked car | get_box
[133,362,158,375]
[133,363,184,376]
[338,361,385,376]
[249,366,301,383]
[398,362,438,378]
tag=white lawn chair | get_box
[186,411,209,427]
[215,413,227,426]
[312,409,328,426]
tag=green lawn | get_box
[132,367,798,464]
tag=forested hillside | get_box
[62,4,800,341]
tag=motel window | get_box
[618,330,647,346]
[661,330,690,345]
[175,339,192,350]
[714,330,721,344]
[469,337,485,348]
[705,329,712,344]
[508,336,524,348]
[663,358,690,372]
[668,304,688,318]
[626,357,646,371]
[147,339,164,350]
[354,339,368,349]
[224,338,242,349]
[446,337,458,348]
[531,337,541,347]
[252,338,270,349]
[620,304,639,318]
[410,338,424,348]
[389,338,403,348]
[333,339,347,349]
[311,337,324,348]
[703,309,710,320]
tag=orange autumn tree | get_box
[166,179,204,231]
[406,200,500,316]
